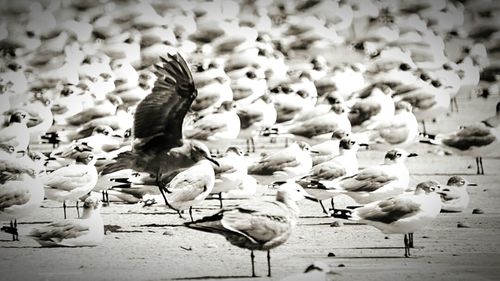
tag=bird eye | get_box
[8,146,14,152]
[88,154,94,159]
[353,42,364,50]
[396,153,402,157]
[296,90,307,98]
[270,87,280,93]
[420,73,430,81]
[246,71,256,79]
[431,80,441,87]
[399,63,411,71]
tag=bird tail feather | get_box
[101,151,135,175]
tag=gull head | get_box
[76,152,97,165]
[395,101,413,113]
[190,140,219,166]
[384,148,417,164]
[446,176,477,188]
[9,110,30,124]
[415,180,441,195]
[83,196,101,210]
[225,145,244,156]
[276,181,316,203]
[296,141,312,152]
[331,129,350,140]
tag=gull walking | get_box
[333,181,442,257]
[311,149,417,209]
[185,182,315,277]
[158,158,217,221]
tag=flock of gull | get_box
[1,0,500,279]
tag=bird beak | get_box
[407,153,418,157]
[205,155,220,167]
[359,143,369,147]
[305,195,317,202]
[310,150,320,154]
[112,134,122,138]
[467,183,478,186]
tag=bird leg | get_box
[479,156,484,175]
[408,233,414,248]
[63,200,67,219]
[420,121,427,135]
[318,200,328,214]
[14,220,18,241]
[267,250,272,277]
[453,97,459,112]
[76,201,80,218]
[189,207,194,222]
[404,234,410,257]
[251,137,255,153]
[250,250,256,277]
[330,198,335,212]
[218,192,223,208]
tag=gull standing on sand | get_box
[1,171,44,241]
[310,129,350,166]
[248,141,313,185]
[358,101,419,148]
[158,157,217,222]
[298,137,366,214]
[333,181,442,257]
[211,146,248,208]
[420,122,499,175]
[41,152,98,219]
[311,149,417,208]
[0,110,31,153]
[439,176,476,212]
[185,182,316,277]
[29,196,104,247]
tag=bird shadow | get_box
[334,246,424,250]
[172,276,253,280]
[135,223,184,228]
[0,245,40,249]
[18,221,52,225]
[337,255,424,259]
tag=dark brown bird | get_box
[102,53,218,185]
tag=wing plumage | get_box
[133,53,197,150]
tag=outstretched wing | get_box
[133,53,197,151]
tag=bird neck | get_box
[80,208,97,219]
[276,194,300,217]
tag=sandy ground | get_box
[1,96,500,281]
